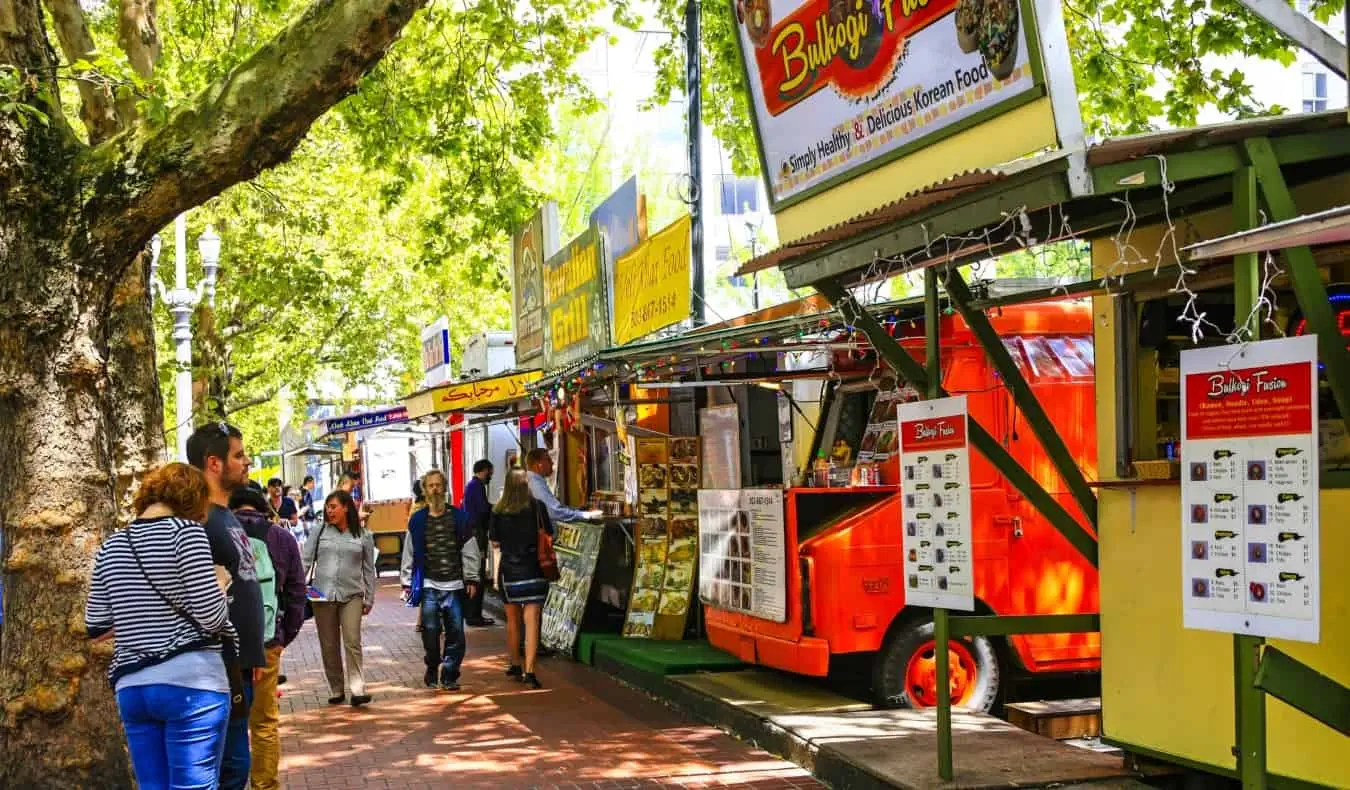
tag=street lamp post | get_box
[152,215,221,461]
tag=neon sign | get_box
[1288,284,1350,368]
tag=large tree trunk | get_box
[1,0,427,780]
[0,129,145,788]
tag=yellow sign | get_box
[404,371,542,419]
[612,215,692,345]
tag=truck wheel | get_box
[872,618,1000,711]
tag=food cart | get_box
[737,113,1350,787]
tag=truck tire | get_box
[872,618,1001,711]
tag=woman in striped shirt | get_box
[85,463,237,790]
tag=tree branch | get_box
[42,0,123,143]
[85,0,431,265]
[224,389,278,416]
[115,0,160,121]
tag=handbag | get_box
[303,523,327,621]
[534,503,561,582]
[126,529,249,721]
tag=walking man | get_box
[267,477,299,526]
[400,470,481,690]
[461,460,495,627]
[186,423,267,790]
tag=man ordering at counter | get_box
[524,448,601,535]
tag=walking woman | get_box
[303,490,376,706]
[489,469,550,689]
[85,463,238,789]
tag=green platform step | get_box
[586,634,744,675]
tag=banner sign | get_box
[898,395,975,611]
[325,406,409,436]
[732,0,1042,207]
[420,316,452,388]
[591,177,641,328]
[612,215,693,345]
[405,371,542,419]
[1181,336,1320,643]
[511,204,557,365]
[542,228,610,370]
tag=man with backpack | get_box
[230,487,306,790]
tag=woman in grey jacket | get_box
[302,490,376,706]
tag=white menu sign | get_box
[1181,336,1320,643]
[898,396,975,611]
[698,489,787,622]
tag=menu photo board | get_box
[731,0,1047,208]
[859,385,920,463]
[541,520,606,654]
[542,227,610,371]
[698,489,787,623]
[1181,336,1320,643]
[898,395,975,611]
[623,437,703,638]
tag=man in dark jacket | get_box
[230,487,306,790]
[461,460,495,627]
[400,469,481,691]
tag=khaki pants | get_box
[249,644,284,790]
[313,597,365,697]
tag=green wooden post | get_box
[926,268,954,781]
[1230,163,1267,790]
[944,270,1098,525]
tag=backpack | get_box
[249,536,278,643]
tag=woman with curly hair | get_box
[85,462,238,789]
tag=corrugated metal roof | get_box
[737,111,1348,278]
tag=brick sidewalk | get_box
[274,578,823,789]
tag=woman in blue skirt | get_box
[489,468,551,689]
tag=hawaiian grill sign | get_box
[733,0,1041,206]
[542,227,610,371]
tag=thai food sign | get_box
[733,0,1043,207]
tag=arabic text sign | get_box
[542,228,609,370]
[613,215,692,345]
[1181,336,1320,643]
[326,407,409,436]
[734,0,1042,206]
[431,371,542,413]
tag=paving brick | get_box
[272,579,821,788]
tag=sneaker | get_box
[439,677,461,691]
[505,664,523,679]
[350,694,372,707]
[467,617,496,627]
[424,667,438,688]
[522,672,542,690]
[327,694,345,705]
[278,674,288,686]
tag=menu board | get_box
[541,521,605,654]
[624,437,702,638]
[1181,336,1320,643]
[859,386,920,463]
[898,396,975,611]
[697,489,787,623]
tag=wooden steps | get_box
[1006,697,1103,740]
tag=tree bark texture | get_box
[0,0,428,781]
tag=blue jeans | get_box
[117,684,230,790]
[218,677,254,790]
[420,588,466,681]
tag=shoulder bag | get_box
[533,503,561,582]
[303,522,327,621]
[125,528,249,721]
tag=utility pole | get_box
[746,220,762,311]
[686,0,705,324]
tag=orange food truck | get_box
[703,300,1100,710]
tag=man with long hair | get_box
[400,470,481,690]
